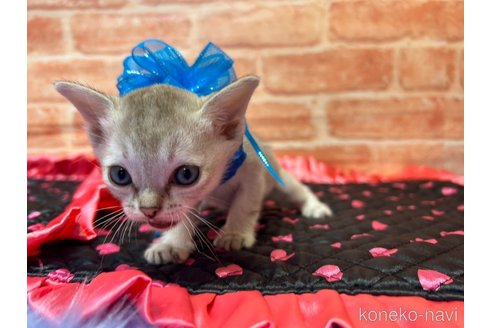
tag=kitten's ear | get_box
[54,81,114,127]
[201,75,259,139]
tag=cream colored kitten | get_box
[55,76,332,264]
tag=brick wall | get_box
[27,0,464,175]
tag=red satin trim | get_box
[27,169,120,256]
[28,271,464,328]
[27,155,464,327]
[278,156,464,186]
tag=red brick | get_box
[274,142,463,175]
[263,49,392,94]
[28,17,65,55]
[443,144,464,175]
[232,57,257,77]
[71,13,191,54]
[374,143,463,175]
[274,144,375,169]
[326,97,463,139]
[399,48,455,91]
[196,5,322,47]
[143,0,241,3]
[28,0,126,9]
[246,102,316,141]
[27,104,74,149]
[442,98,463,139]
[460,49,464,88]
[330,1,464,42]
[28,59,121,102]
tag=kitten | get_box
[55,76,333,264]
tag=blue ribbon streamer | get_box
[117,39,284,186]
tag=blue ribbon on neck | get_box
[117,39,284,186]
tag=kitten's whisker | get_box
[99,212,125,244]
[105,213,127,246]
[120,218,130,245]
[93,211,125,234]
[184,213,220,263]
[182,206,223,234]
[94,205,123,211]
[93,209,124,226]
[180,214,200,261]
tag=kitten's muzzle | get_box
[147,217,178,230]
[140,207,161,219]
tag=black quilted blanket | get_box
[27,178,464,301]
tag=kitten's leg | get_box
[213,180,264,251]
[279,168,333,218]
[144,220,196,264]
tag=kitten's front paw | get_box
[302,197,333,219]
[144,241,195,264]
[214,231,256,251]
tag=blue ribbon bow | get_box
[117,39,284,186]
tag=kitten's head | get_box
[55,76,259,230]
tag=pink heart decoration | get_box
[215,264,243,278]
[184,258,195,266]
[440,230,464,237]
[393,182,406,190]
[282,217,300,225]
[95,228,111,236]
[272,233,293,243]
[329,187,344,194]
[28,211,41,220]
[28,223,46,232]
[351,233,372,240]
[362,190,372,197]
[200,209,212,216]
[96,243,120,255]
[270,249,295,262]
[351,200,365,208]
[418,269,453,291]
[331,242,342,249]
[283,208,298,215]
[442,187,458,196]
[457,204,464,212]
[413,238,438,244]
[47,268,74,284]
[313,265,343,282]
[384,210,393,216]
[115,264,137,271]
[356,214,365,221]
[432,209,445,216]
[338,194,350,200]
[207,229,219,241]
[369,247,398,257]
[139,224,153,233]
[388,196,399,202]
[309,224,330,230]
[255,223,266,231]
[315,191,325,197]
[372,220,388,231]
[420,181,434,189]
[420,216,435,221]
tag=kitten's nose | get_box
[140,207,161,219]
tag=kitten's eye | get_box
[173,165,200,186]
[109,166,132,186]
